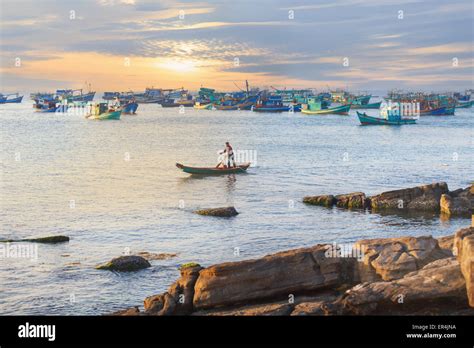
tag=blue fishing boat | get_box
[34,100,68,113]
[121,100,139,114]
[253,95,290,112]
[357,102,418,125]
[0,93,24,103]
[57,89,95,102]
[420,106,454,116]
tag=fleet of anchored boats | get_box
[1,84,472,124]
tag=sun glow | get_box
[156,60,197,73]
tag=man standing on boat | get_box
[218,142,236,168]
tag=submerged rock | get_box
[194,206,239,217]
[96,255,151,272]
[440,186,473,217]
[303,195,336,207]
[339,257,468,315]
[370,182,449,212]
[192,244,357,310]
[0,235,70,244]
[136,252,177,261]
[355,235,448,282]
[454,226,474,307]
[110,307,140,316]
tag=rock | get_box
[144,264,203,315]
[339,257,468,315]
[290,293,339,316]
[355,235,448,281]
[109,307,140,316]
[0,235,70,244]
[437,235,454,257]
[370,182,449,212]
[136,252,177,260]
[440,186,473,216]
[194,207,239,217]
[454,227,474,307]
[303,195,336,207]
[193,301,294,316]
[96,255,151,272]
[193,244,357,310]
[335,192,368,209]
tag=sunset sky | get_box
[0,0,473,93]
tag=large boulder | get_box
[194,207,239,217]
[440,186,473,217]
[354,235,448,282]
[339,257,469,315]
[454,226,474,307]
[193,245,357,310]
[144,264,203,315]
[96,255,151,272]
[335,192,368,209]
[303,195,336,207]
[370,182,449,212]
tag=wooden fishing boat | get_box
[357,112,416,125]
[0,93,23,103]
[350,101,382,109]
[420,106,454,116]
[86,103,121,120]
[194,102,213,110]
[176,163,250,175]
[121,100,138,114]
[301,104,351,115]
[456,100,474,108]
[253,95,290,112]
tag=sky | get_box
[0,0,473,93]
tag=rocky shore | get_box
[111,182,473,316]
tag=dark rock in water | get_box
[454,226,474,307]
[440,185,473,217]
[109,307,140,316]
[0,235,70,244]
[303,195,336,207]
[338,257,468,315]
[194,206,239,217]
[96,255,151,272]
[370,182,449,212]
[355,235,448,282]
[335,192,368,209]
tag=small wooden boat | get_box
[350,101,382,109]
[121,100,138,114]
[176,163,250,175]
[86,102,121,120]
[456,100,474,108]
[420,106,455,116]
[0,93,23,103]
[301,104,351,115]
[194,102,213,110]
[253,95,290,112]
[357,112,416,125]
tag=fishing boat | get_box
[301,98,351,115]
[86,103,121,120]
[350,101,382,109]
[160,98,194,107]
[456,100,474,108]
[176,163,250,175]
[121,100,138,114]
[0,93,24,103]
[253,95,290,112]
[57,89,95,102]
[357,102,418,125]
[420,106,455,116]
[193,102,213,110]
[34,100,68,113]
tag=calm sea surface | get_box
[0,99,472,315]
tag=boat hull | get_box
[122,102,138,114]
[301,104,351,115]
[176,163,250,175]
[420,106,455,116]
[351,101,381,109]
[357,112,416,125]
[1,95,23,103]
[88,110,122,120]
[253,106,290,113]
